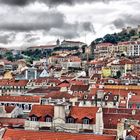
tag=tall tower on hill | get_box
[56,39,60,47]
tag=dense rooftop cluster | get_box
[0,39,140,139]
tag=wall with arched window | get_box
[45,115,52,122]
[66,117,75,123]
[82,117,90,124]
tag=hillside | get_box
[92,28,140,45]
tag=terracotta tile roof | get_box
[29,105,54,118]
[3,129,116,140]
[0,96,40,103]
[103,113,130,129]
[118,41,130,45]
[119,58,134,65]
[97,43,113,47]
[103,108,136,114]
[104,85,140,90]
[103,108,140,129]
[0,79,28,87]
[69,106,98,123]
[70,85,89,92]
[27,87,60,94]
[68,56,81,62]
[31,77,60,85]
[60,76,75,80]
[129,125,140,139]
[103,129,117,135]
[70,80,85,85]
[48,78,61,84]
[89,88,99,95]
[4,106,15,113]
[0,118,25,127]
[57,83,70,88]
[104,88,140,97]
[129,95,140,103]
[44,92,73,99]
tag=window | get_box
[114,96,118,101]
[84,95,88,99]
[41,99,46,105]
[24,104,29,110]
[32,117,37,121]
[92,101,95,105]
[83,118,90,124]
[19,104,22,108]
[105,96,109,100]
[46,117,52,122]
[67,117,74,123]
[83,101,86,105]
[129,104,132,108]
[29,104,32,110]
[113,102,116,106]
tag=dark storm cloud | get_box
[0,0,120,7]
[0,11,65,31]
[26,36,40,43]
[113,18,125,29]
[49,28,80,39]
[0,34,10,44]
[0,0,29,6]
[24,33,40,43]
[0,10,94,39]
[81,22,95,33]
[49,21,95,39]
[113,14,140,29]
[0,33,16,44]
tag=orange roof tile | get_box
[29,105,54,118]
[0,96,40,103]
[44,92,73,99]
[69,106,98,121]
[70,85,89,92]
[129,125,140,139]
[3,129,116,140]
[0,118,25,127]
[129,95,140,103]
[0,79,28,87]
[5,106,15,113]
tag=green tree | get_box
[81,45,87,53]
[5,51,14,61]
[7,55,14,61]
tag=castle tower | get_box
[56,39,60,47]
[127,27,132,34]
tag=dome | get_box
[125,135,136,140]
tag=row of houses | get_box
[94,41,140,58]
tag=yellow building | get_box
[3,71,13,79]
[102,67,112,77]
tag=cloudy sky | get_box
[0,0,139,48]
